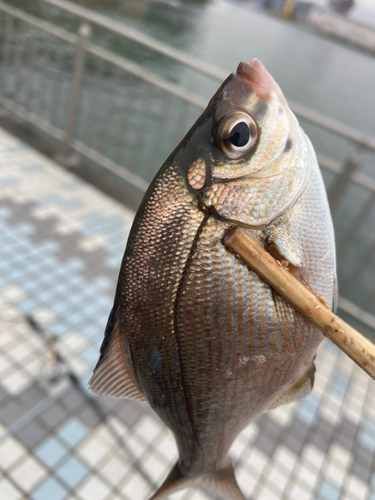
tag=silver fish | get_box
[89,59,336,500]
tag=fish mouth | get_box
[236,59,286,106]
[236,59,275,100]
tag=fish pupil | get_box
[229,122,250,147]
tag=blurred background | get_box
[0,0,375,499]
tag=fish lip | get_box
[236,59,274,100]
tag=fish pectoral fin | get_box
[266,223,303,268]
[88,300,147,403]
[149,461,245,500]
[266,236,314,290]
[269,364,316,410]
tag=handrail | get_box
[288,101,375,151]
[0,0,77,44]
[40,0,229,81]
[87,44,207,109]
[38,0,375,152]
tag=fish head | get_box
[172,59,312,228]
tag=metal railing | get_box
[0,0,206,192]
[37,0,375,152]
[0,0,375,333]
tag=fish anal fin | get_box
[269,364,316,410]
[88,304,146,403]
[149,461,245,500]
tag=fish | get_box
[89,58,337,500]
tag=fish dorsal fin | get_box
[88,298,147,403]
[149,461,245,500]
[269,364,315,410]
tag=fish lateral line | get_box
[172,211,210,453]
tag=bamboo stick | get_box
[224,227,375,381]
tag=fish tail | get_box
[200,462,246,500]
[149,460,246,500]
[148,462,195,500]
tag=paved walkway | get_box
[0,127,374,500]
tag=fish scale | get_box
[89,59,336,500]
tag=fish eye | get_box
[215,111,258,160]
[229,122,250,147]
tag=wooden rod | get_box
[224,227,375,381]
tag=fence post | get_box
[328,150,361,213]
[60,22,91,164]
